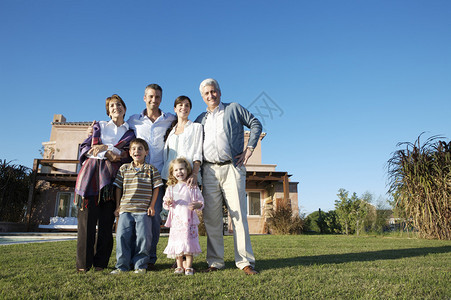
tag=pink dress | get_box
[163,183,204,258]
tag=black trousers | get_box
[76,198,116,270]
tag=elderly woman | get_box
[161,95,203,187]
[75,94,135,272]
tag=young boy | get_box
[111,138,163,274]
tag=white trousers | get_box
[202,162,255,269]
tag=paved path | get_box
[0,232,77,245]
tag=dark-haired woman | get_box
[161,95,203,187]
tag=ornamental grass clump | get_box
[387,134,451,240]
[267,204,304,235]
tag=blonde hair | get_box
[167,157,192,186]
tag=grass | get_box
[0,234,450,299]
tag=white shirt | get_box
[128,109,176,172]
[161,120,203,180]
[87,120,129,160]
[203,103,232,163]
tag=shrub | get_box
[267,205,304,235]
[0,160,31,222]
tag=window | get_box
[247,191,262,216]
[55,192,77,218]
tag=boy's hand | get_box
[114,208,120,217]
[189,201,203,210]
[147,206,155,216]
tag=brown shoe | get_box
[242,266,258,275]
[94,267,104,272]
[201,266,219,273]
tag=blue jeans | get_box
[115,212,151,270]
[149,185,165,264]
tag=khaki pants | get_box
[202,163,255,269]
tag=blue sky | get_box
[1,0,450,215]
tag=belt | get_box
[205,160,232,166]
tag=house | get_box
[27,114,299,234]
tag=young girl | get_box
[163,157,204,275]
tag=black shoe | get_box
[147,263,156,271]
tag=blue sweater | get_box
[195,102,262,165]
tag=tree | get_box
[305,209,327,233]
[334,189,354,235]
[334,189,374,235]
[0,159,31,222]
[324,210,340,233]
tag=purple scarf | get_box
[75,122,135,200]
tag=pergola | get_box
[246,171,291,206]
[26,159,79,230]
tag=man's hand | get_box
[235,148,253,168]
[86,120,95,137]
[114,208,120,217]
[186,173,198,188]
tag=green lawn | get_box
[0,234,450,299]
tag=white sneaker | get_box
[185,268,194,275]
[134,269,146,274]
[110,269,123,274]
[174,267,184,275]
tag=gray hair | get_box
[199,78,221,94]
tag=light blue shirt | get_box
[127,109,176,172]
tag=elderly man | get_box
[195,78,262,275]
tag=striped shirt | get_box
[114,162,163,214]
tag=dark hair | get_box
[130,138,149,151]
[163,96,192,142]
[105,94,126,117]
[174,95,192,109]
[145,83,163,96]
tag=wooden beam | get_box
[283,173,290,208]
[40,159,79,164]
[26,159,39,231]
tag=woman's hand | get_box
[88,144,108,157]
[187,173,198,188]
[86,120,95,137]
[189,201,203,211]
[105,151,121,162]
